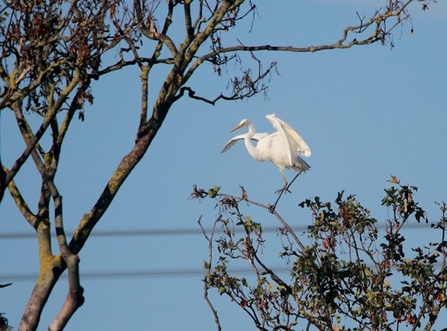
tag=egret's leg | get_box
[275,170,290,195]
[272,189,285,212]
[271,171,302,213]
[285,172,302,192]
[271,172,288,212]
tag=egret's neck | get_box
[244,122,259,160]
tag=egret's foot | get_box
[275,187,292,195]
[272,186,288,211]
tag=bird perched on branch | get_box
[221,113,311,194]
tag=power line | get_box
[3,257,446,282]
[0,222,431,240]
[0,228,205,240]
[0,266,288,282]
[1,268,203,281]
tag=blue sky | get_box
[1,1,447,330]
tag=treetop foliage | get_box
[195,178,447,330]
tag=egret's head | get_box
[230,119,249,132]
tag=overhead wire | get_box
[1,266,290,282]
[0,222,430,239]
[3,259,446,282]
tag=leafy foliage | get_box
[196,179,447,330]
[0,313,10,331]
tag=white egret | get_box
[221,114,311,194]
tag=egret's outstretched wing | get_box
[221,133,269,153]
[265,114,311,166]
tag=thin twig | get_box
[198,216,222,331]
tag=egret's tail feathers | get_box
[294,156,310,173]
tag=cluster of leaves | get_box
[0,283,11,331]
[196,179,447,330]
[0,313,10,331]
[0,0,135,114]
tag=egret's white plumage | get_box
[221,114,311,191]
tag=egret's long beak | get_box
[230,123,244,133]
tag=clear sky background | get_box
[1,1,447,330]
